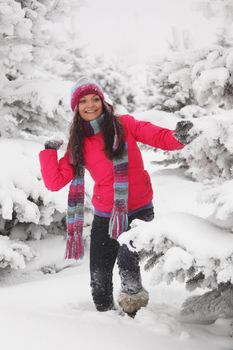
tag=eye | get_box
[79,98,87,104]
[93,96,101,102]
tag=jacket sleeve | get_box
[39,149,74,191]
[124,115,184,151]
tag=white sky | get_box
[73,0,218,65]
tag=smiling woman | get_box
[39,77,189,316]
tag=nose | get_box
[86,99,94,108]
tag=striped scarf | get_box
[65,114,128,260]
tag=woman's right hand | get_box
[44,138,64,150]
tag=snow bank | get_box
[119,212,233,288]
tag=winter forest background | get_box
[1,0,233,348]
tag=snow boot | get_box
[118,287,149,317]
[117,244,149,317]
[91,269,115,312]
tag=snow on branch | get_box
[0,139,66,237]
[0,139,92,241]
[0,79,72,139]
[118,212,233,290]
[0,235,35,269]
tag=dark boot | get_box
[90,269,115,311]
[117,244,149,316]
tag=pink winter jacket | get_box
[39,115,184,213]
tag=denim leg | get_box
[90,215,119,311]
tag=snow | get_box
[0,254,232,350]
[206,179,233,221]
[193,67,230,106]
[0,138,67,224]
[119,211,233,286]
[1,78,72,120]
[133,109,180,129]
[120,212,233,259]
[0,138,232,349]
[0,235,35,269]
[1,1,233,347]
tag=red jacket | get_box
[39,115,183,212]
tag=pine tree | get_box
[0,0,84,138]
[0,0,33,82]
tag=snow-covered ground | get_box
[0,146,232,350]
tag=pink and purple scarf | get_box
[65,114,128,260]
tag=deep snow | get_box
[0,150,232,350]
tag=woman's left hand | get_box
[173,120,197,144]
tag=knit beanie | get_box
[71,77,105,112]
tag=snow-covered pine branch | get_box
[199,178,233,231]
[0,235,35,269]
[118,212,233,321]
[145,45,233,113]
[179,112,233,181]
[119,213,233,290]
[0,79,72,138]
[0,139,93,242]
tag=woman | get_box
[39,77,193,316]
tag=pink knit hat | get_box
[71,77,104,111]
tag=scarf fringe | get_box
[65,234,84,260]
[109,208,128,240]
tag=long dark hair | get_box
[67,102,125,176]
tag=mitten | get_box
[44,138,63,150]
[173,120,196,145]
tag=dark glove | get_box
[173,120,196,145]
[44,138,63,150]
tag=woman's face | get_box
[78,94,103,121]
